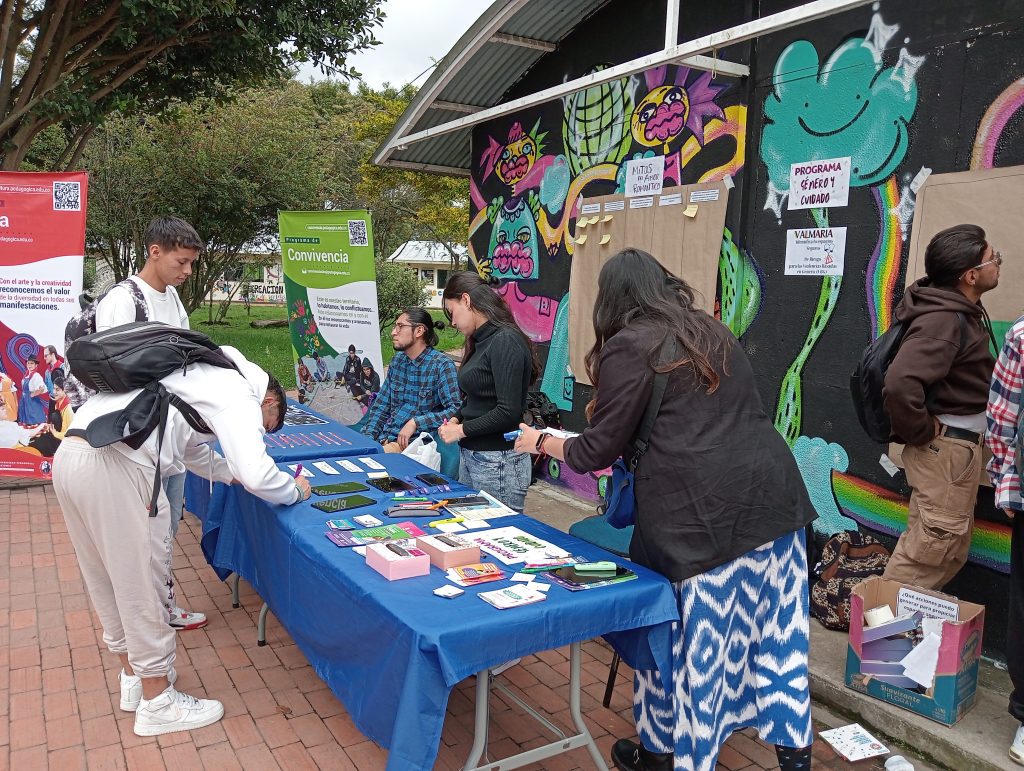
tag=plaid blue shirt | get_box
[362,347,462,443]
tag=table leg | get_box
[231,574,240,608]
[461,642,610,771]
[257,602,270,646]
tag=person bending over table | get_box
[52,347,311,739]
[514,249,816,771]
[361,307,461,452]
[439,271,538,512]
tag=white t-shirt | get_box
[95,276,189,331]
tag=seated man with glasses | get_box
[882,223,1001,590]
[362,307,462,452]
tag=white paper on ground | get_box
[900,631,941,688]
[312,461,339,475]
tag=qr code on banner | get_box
[348,219,368,247]
[53,181,81,211]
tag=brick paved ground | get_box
[0,483,928,770]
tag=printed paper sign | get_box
[580,203,601,215]
[785,227,847,276]
[788,156,851,210]
[689,188,720,203]
[624,157,664,197]
[897,587,959,621]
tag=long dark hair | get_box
[402,306,444,348]
[442,271,540,384]
[586,249,728,419]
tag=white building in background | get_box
[388,241,467,309]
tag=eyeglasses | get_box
[960,250,1002,279]
[392,322,422,332]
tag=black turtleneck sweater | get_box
[455,321,531,451]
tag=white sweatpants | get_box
[52,439,176,678]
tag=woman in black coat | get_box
[515,249,816,771]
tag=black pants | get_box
[1010,513,1024,723]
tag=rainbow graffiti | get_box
[865,175,904,339]
[831,470,1011,573]
[971,77,1024,170]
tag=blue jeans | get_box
[458,448,531,512]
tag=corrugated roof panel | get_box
[391,129,472,170]
[438,42,545,107]
[500,0,610,41]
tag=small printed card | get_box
[818,724,888,762]
[478,584,548,610]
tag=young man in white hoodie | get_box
[95,216,205,631]
[52,346,312,736]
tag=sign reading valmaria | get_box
[788,156,851,210]
[785,226,847,276]
[624,157,664,197]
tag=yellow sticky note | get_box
[601,214,613,223]
[575,234,588,244]
[599,234,611,245]
[683,204,698,218]
[577,219,588,229]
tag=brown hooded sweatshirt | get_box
[883,278,996,446]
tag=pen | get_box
[293,464,304,478]
[428,516,464,528]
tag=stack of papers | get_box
[478,585,548,610]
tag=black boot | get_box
[611,738,673,771]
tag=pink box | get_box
[415,535,481,569]
[365,543,431,580]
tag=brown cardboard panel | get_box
[907,165,1024,323]
[567,183,729,385]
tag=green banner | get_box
[278,210,382,420]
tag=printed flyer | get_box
[278,210,383,423]
[0,171,88,479]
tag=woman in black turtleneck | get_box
[437,271,539,511]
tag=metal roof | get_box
[374,0,614,176]
[374,0,876,175]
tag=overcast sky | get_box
[296,0,495,89]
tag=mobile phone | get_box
[311,481,370,496]
[365,476,415,493]
[415,473,449,487]
[553,566,630,584]
[312,494,376,513]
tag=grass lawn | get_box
[189,303,462,387]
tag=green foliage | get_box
[374,258,428,331]
[188,303,460,385]
[1,0,384,169]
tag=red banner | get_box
[0,171,88,480]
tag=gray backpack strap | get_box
[118,279,149,322]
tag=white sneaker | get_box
[169,606,208,630]
[119,666,178,712]
[133,686,224,736]
[1011,724,1024,766]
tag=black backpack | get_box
[67,322,240,516]
[850,313,965,443]
[63,279,148,408]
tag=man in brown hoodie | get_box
[882,224,1000,589]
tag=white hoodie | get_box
[68,346,298,505]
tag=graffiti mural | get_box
[471,62,749,419]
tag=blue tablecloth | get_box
[190,452,680,771]
[270,400,382,462]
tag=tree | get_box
[350,84,469,266]
[373,256,428,331]
[83,81,333,312]
[0,0,384,169]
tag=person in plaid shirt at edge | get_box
[361,307,462,452]
[987,312,1024,766]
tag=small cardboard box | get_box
[415,535,480,569]
[845,576,984,725]
[365,542,430,581]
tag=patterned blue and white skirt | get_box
[634,528,812,771]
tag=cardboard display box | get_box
[845,576,984,725]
